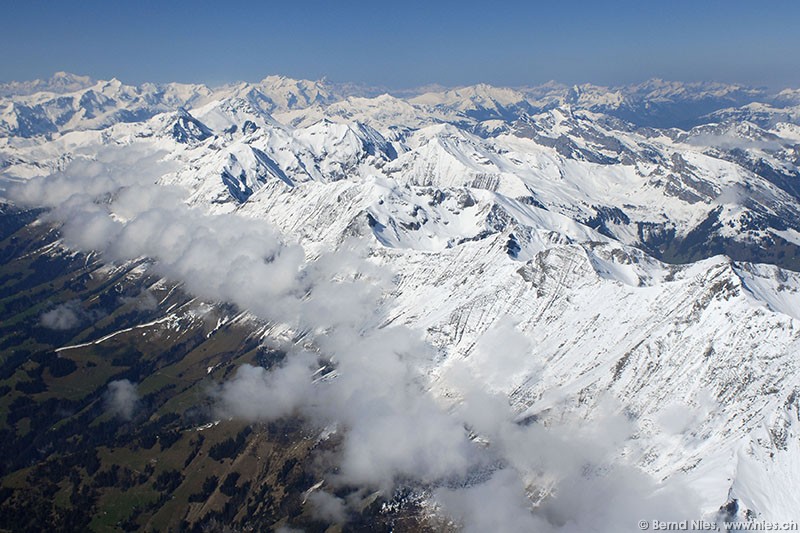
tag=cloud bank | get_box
[4,143,701,530]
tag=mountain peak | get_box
[51,71,93,83]
[0,71,95,97]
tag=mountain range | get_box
[1,73,799,531]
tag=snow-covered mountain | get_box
[0,71,95,97]
[0,73,349,138]
[3,73,794,139]
[520,79,770,128]
[2,73,800,527]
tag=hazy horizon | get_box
[1,70,793,94]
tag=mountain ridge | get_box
[2,73,797,137]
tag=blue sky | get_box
[2,0,799,88]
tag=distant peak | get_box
[260,74,324,86]
[0,71,96,97]
[50,71,92,81]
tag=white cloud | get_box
[106,379,139,420]
[435,469,548,533]
[307,490,347,523]
[40,300,83,330]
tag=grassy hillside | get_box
[0,208,432,532]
